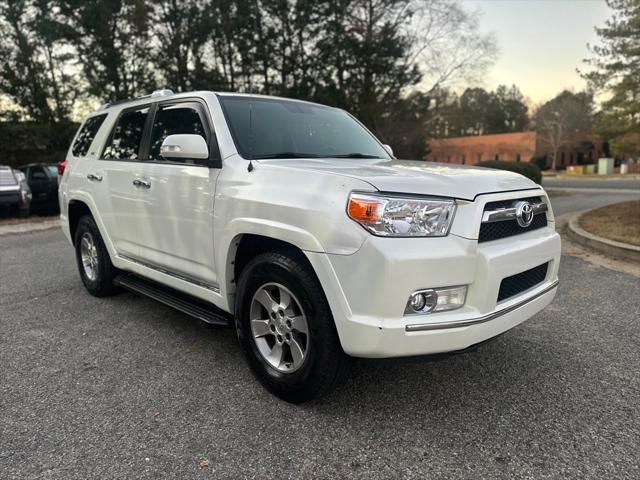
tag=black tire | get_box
[235,250,352,403]
[74,215,119,297]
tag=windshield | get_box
[219,96,389,160]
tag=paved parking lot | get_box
[1,194,639,479]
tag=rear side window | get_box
[72,114,107,157]
[148,103,208,164]
[29,166,47,180]
[102,106,150,160]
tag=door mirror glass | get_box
[160,134,209,160]
[383,144,394,158]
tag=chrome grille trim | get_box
[482,202,548,223]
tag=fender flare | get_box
[218,217,325,303]
[67,193,117,258]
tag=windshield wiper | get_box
[330,153,382,159]
[251,152,323,159]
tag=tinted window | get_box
[72,114,107,157]
[149,103,207,164]
[103,107,150,160]
[30,166,47,180]
[219,96,389,160]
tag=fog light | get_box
[405,286,467,315]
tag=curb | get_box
[567,211,640,263]
[0,219,61,237]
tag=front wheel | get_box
[235,251,351,403]
[74,215,119,297]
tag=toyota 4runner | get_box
[59,90,561,403]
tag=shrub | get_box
[0,121,78,168]
[478,160,542,184]
[529,155,548,171]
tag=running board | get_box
[114,274,232,326]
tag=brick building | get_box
[425,132,607,169]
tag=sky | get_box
[465,0,611,105]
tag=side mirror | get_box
[383,144,394,158]
[160,134,209,160]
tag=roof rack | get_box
[99,89,174,110]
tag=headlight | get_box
[347,193,456,237]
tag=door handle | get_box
[133,179,151,189]
[87,173,103,182]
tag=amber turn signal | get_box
[347,195,382,224]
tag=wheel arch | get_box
[66,196,115,259]
[224,231,322,309]
[68,199,95,245]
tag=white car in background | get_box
[58,90,560,403]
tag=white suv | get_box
[59,90,561,402]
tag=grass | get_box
[579,200,640,247]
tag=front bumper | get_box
[306,225,561,358]
[0,192,21,207]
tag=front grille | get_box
[479,196,547,242]
[484,196,541,211]
[498,263,548,302]
[479,214,547,242]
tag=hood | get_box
[256,158,540,200]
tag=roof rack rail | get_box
[99,89,175,110]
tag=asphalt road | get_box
[547,189,639,217]
[1,195,639,479]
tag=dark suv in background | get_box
[18,164,60,214]
[0,165,32,217]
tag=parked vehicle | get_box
[0,165,32,217]
[59,90,561,403]
[18,163,59,214]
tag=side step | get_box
[114,274,232,326]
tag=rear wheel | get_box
[74,216,119,297]
[235,251,351,403]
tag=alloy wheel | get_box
[250,283,310,373]
[80,232,99,281]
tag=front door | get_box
[135,100,220,290]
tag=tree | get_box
[58,0,157,101]
[315,0,497,153]
[581,0,640,158]
[150,0,219,92]
[534,90,594,170]
[424,85,528,139]
[0,0,79,122]
[491,85,528,133]
[377,91,431,158]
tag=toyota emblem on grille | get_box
[515,201,534,227]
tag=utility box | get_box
[598,157,614,175]
[584,164,596,174]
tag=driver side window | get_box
[148,103,208,165]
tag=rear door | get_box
[92,105,152,258]
[135,99,221,289]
